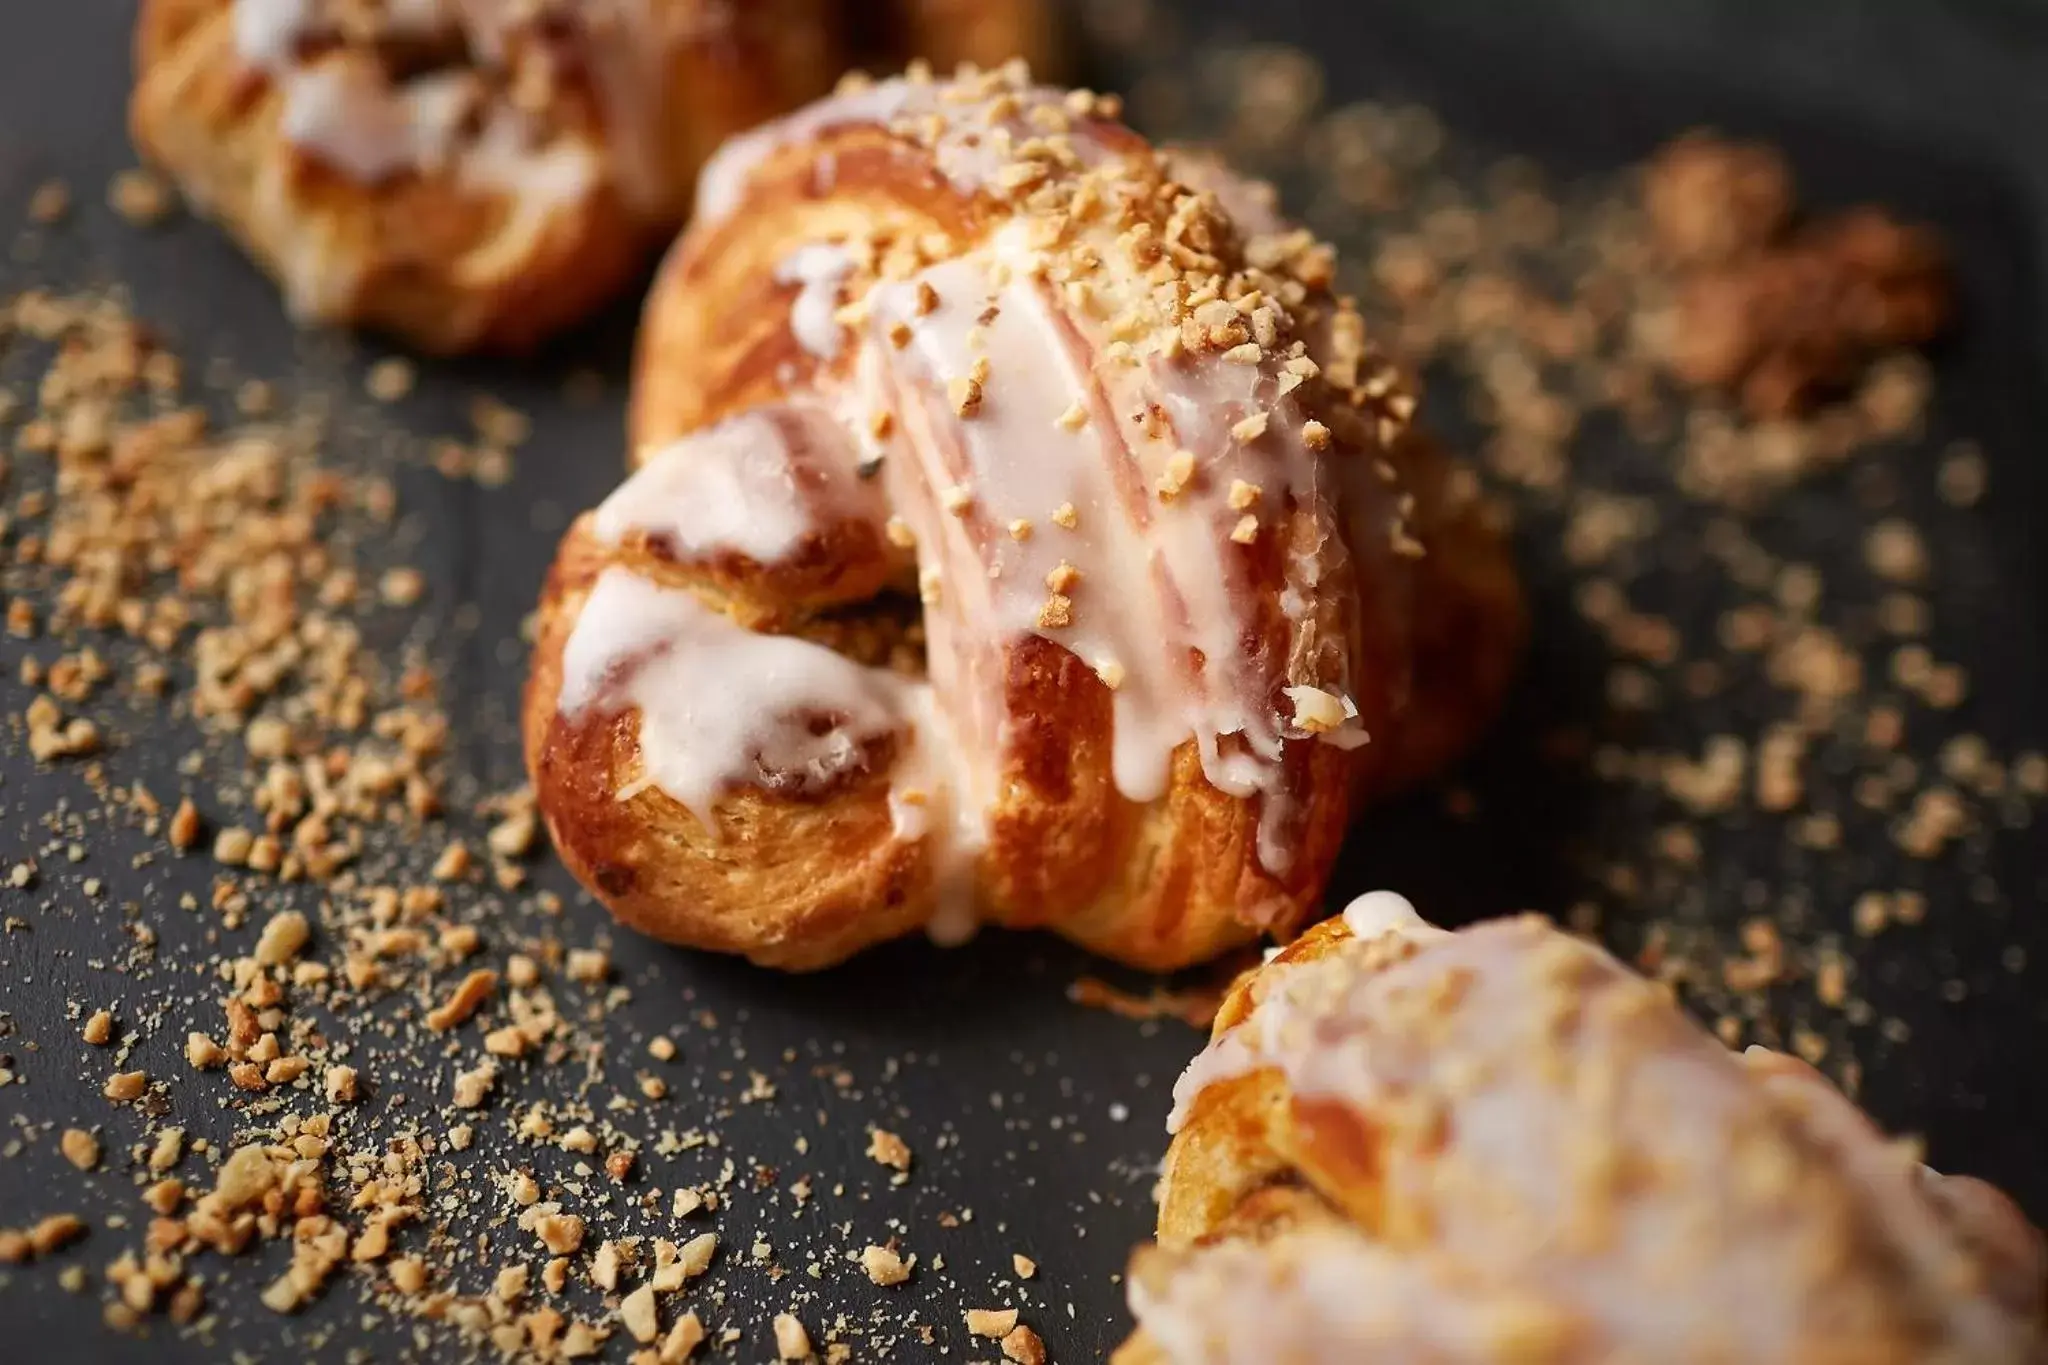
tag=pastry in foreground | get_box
[1117,894,2047,1363]
[523,64,1522,971]
[128,0,1054,353]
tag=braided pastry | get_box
[523,65,1521,971]
[1119,896,2047,1363]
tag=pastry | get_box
[130,0,839,353]
[524,65,1521,971]
[880,0,1058,77]
[129,1,1058,354]
[1118,894,2048,1363]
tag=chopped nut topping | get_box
[866,1128,913,1172]
[253,910,310,967]
[619,1283,659,1344]
[60,1128,100,1171]
[773,1312,811,1360]
[533,1212,585,1256]
[103,1071,147,1103]
[948,376,984,417]
[1287,685,1350,734]
[426,968,499,1032]
[1002,1325,1048,1365]
[966,1308,1019,1338]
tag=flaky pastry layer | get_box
[1119,899,2048,1364]
[526,66,1520,971]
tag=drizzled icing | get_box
[1130,1231,1588,1365]
[558,568,919,834]
[571,68,1412,941]
[1145,913,2044,1363]
[232,0,667,210]
[859,231,1365,835]
[775,244,860,362]
[694,76,1128,228]
[599,404,885,566]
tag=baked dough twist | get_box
[129,0,1053,353]
[523,65,1520,971]
[1118,896,2048,1364]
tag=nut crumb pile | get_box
[0,273,1069,1359]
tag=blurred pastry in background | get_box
[1644,132,1951,418]
[1118,896,2047,1364]
[129,0,1057,353]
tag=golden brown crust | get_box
[522,527,936,972]
[1362,432,1524,799]
[532,70,1516,973]
[130,0,836,353]
[1125,910,2048,1363]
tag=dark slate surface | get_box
[1,1,2044,1360]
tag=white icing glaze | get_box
[234,0,315,69]
[235,0,656,211]
[1146,915,2044,1364]
[694,81,916,227]
[775,244,860,362]
[1130,1231,1578,1365]
[278,63,439,184]
[559,568,919,834]
[599,404,884,566]
[1165,1029,1258,1136]
[578,73,1413,941]
[1339,888,1432,939]
[694,77,1128,229]
[852,225,1366,870]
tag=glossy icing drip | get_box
[600,404,884,566]
[1146,913,2044,1363]
[558,568,917,834]
[573,68,1408,941]
[694,76,1127,228]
